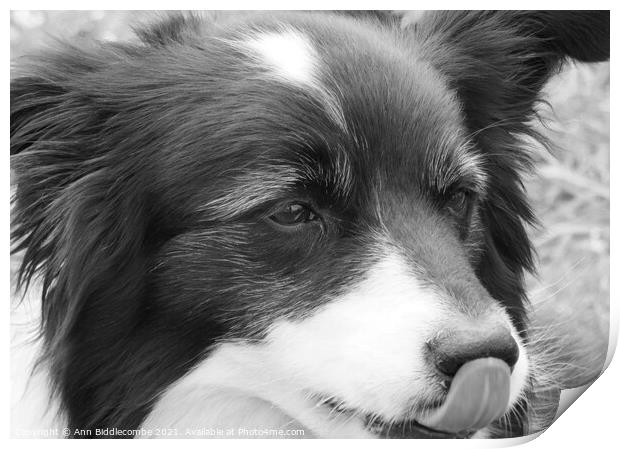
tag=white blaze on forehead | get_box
[246,31,317,86]
[239,29,347,131]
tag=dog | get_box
[10,10,609,438]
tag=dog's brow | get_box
[200,169,299,220]
[200,156,352,220]
[426,139,488,193]
[452,142,487,190]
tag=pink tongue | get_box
[418,358,511,433]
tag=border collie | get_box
[10,10,609,439]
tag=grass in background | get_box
[528,62,610,387]
[11,11,610,389]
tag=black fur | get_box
[11,10,609,438]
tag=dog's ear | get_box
[11,48,148,364]
[134,12,205,46]
[412,11,609,333]
[413,10,609,135]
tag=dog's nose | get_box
[429,326,519,377]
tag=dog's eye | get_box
[269,202,319,227]
[445,189,471,218]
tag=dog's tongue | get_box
[418,358,511,433]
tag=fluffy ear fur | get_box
[414,11,609,132]
[11,26,235,431]
[11,43,153,429]
[133,13,205,46]
[410,10,610,317]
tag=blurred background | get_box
[10,8,610,411]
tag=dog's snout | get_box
[429,326,519,378]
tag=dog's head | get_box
[11,11,609,437]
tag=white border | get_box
[4,4,617,448]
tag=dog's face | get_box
[11,11,609,437]
[145,15,528,433]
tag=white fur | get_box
[245,31,316,88]
[140,345,370,438]
[509,333,530,406]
